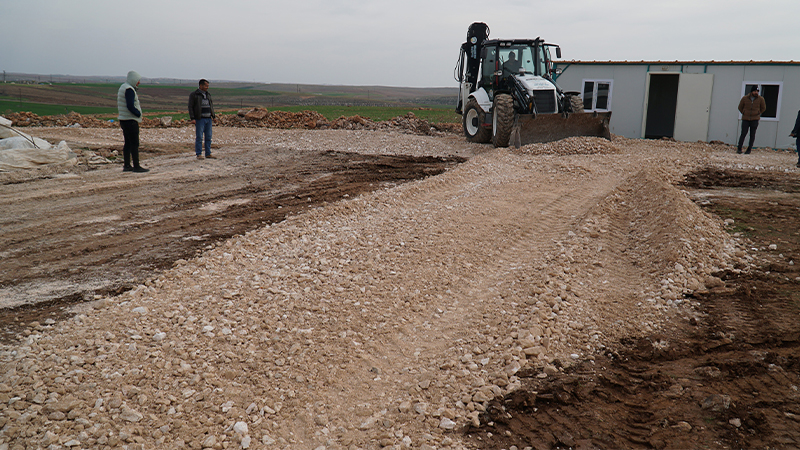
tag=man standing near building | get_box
[790,109,800,167]
[188,79,216,159]
[737,86,767,154]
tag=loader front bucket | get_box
[510,111,612,148]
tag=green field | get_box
[0,99,118,116]
[1,81,462,123]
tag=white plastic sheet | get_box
[0,116,75,171]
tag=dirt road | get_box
[0,128,466,314]
[1,126,799,449]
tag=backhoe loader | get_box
[455,22,611,148]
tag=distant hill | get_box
[2,72,458,107]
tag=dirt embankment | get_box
[1,124,799,449]
[4,109,461,135]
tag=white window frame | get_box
[740,81,783,122]
[581,79,613,112]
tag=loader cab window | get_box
[499,45,541,76]
[534,46,547,76]
[481,47,497,87]
[543,47,554,75]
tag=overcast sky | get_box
[3,0,798,87]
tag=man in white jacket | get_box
[117,71,149,172]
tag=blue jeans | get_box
[195,118,213,156]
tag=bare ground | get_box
[470,167,800,450]
[1,126,800,450]
[0,128,465,322]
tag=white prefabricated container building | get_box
[552,61,800,150]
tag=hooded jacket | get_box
[117,71,142,122]
[738,93,767,121]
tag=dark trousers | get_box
[120,119,140,168]
[796,136,800,163]
[738,119,759,152]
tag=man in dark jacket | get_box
[188,79,216,159]
[790,110,800,167]
[737,86,767,154]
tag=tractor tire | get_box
[462,98,491,143]
[492,94,514,148]
[566,94,585,113]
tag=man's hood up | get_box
[126,71,142,87]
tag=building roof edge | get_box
[561,60,800,65]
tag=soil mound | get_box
[5,109,459,137]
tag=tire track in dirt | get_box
[222,150,642,445]
[468,164,800,450]
[294,150,652,445]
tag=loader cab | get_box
[477,40,557,98]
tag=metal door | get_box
[673,73,714,142]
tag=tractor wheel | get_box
[492,94,514,148]
[566,94,585,113]
[463,98,491,143]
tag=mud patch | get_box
[463,167,800,449]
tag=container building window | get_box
[582,80,613,112]
[742,82,782,121]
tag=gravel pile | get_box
[516,136,620,155]
[2,129,793,449]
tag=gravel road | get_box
[1,126,797,449]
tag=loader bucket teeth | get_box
[511,112,612,148]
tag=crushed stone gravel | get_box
[2,127,798,449]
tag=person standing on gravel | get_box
[790,109,800,167]
[188,79,216,160]
[117,70,149,172]
[737,86,767,154]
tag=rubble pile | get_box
[217,108,331,129]
[5,112,116,129]
[6,109,461,137]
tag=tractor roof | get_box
[482,38,559,48]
